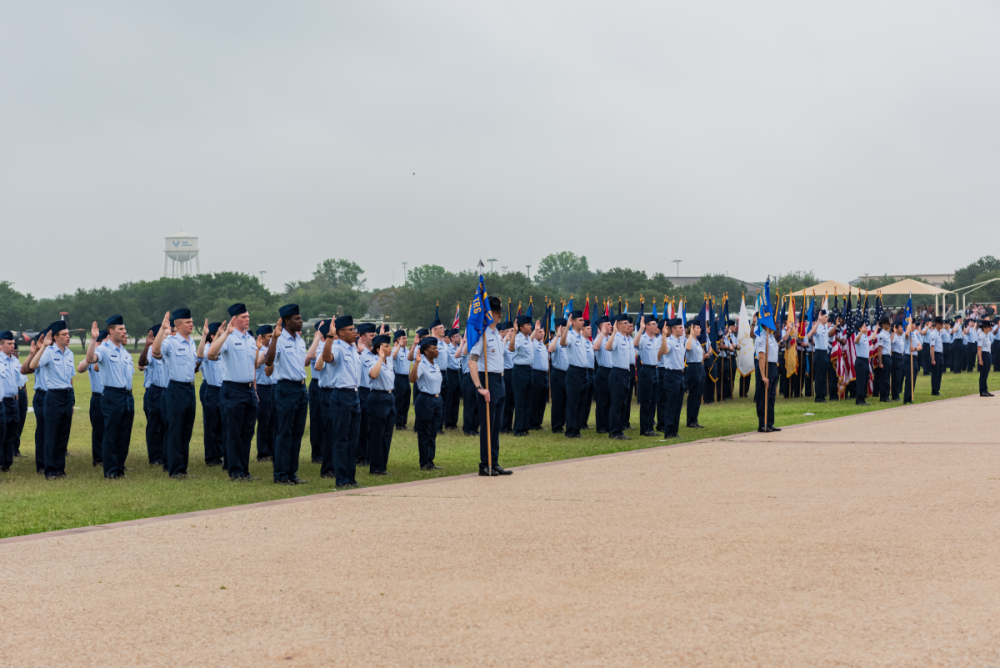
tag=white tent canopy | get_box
[786,280,863,298]
[875,278,950,295]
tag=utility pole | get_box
[402,262,408,285]
[487,257,497,273]
[672,260,682,277]
[525,264,531,280]
[258,270,267,284]
[501,265,508,275]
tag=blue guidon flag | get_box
[466,260,494,353]
[758,276,777,331]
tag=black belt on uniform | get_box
[370,389,393,394]
[104,387,132,395]
[514,364,531,369]
[171,381,195,386]
[47,388,72,393]
[335,387,358,392]
[92,392,102,397]
[278,379,305,385]
[223,380,254,387]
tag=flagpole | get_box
[483,325,492,476]
[764,332,770,429]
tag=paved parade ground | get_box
[2,394,999,667]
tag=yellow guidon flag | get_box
[784,295,798,378]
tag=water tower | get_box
[164,231,200,277]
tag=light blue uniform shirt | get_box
[272,331,307,382]
[978,329,992,350]
[469,326,505,374]
[908,331,922,356]
[461,352,470,375]
[359,348,376,389]
[941,328,952,344]
[313,347,335,389]
[365,355,394,392]
[812,324,832,351]
[448,342,462,371]
[38,345,75,389]
[929,329,942,354]
[609,333,632,370]
[512,333,533,366]
[393,346,410,375]
[144,355,168,389]
[551,338,569,371]
[436,342,451,372]
[217,329,257,383]
[564,330,588,368]
[256,348,274,386]
[531,340,548,371]
[327,339,361,389]
[637,333,661,365]
[502,345,514,370]
[160,335,197,383]
[33,362,48,392]
[922,327,932,343]
[595,338,612,368]
[198,358,222,387]
[660,336,684,370]
[685,339,705,364]
[877,329,891,356]
[891,332,905,355]
[755,333,779,363]
[416,358,443,395]
[0,353,19,398]
[855,333,870,359]
[94,341,134,390]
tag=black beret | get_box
[208,322,222,335]
[981,319,992,327]
[228,303,247,317]
[416,328,429,337]
[149,324,162,336]
[554,318,567,327]
[255,325,273,337]
[516,315,532,327]
[393,329,407,341]
[879,317,890,325]
[357,323,376,334]
[419,336,438,351]
[570,310,583,319]
[106,315,124,327]
[933,316,943,324]
[169,319,175,328]
[0,330,13,341]
[615,314,629,323]
[593,316,607,327]
[497,321,513,331]
[372,334,391,348]
[667,317,682,327]
[429,319,443,329]
[97,329,109,343]
[171,308,191,320]
[317,320,331,336]
[447,328,459,337]
[819,309,827,316]
[50,321,68,334]
[582,319,590,327]
[278,304,299,318]
[334,315,354,331]
[488,296,502,311]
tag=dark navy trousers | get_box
[662,369,684,436]
[685,363,705,426]
[512,365,532,433]
[255,384,275,460]
[501,368,514,432]
[366,390,395,473]
[221,381,257,479]
[414,392,442,467]
[308,378,323,462]
[16,387,27,452]
[608,368,630,438]
[101,387,134,478]
[323,387,360,486]
[273,380,308,482]
[200,383,224,464]
[32,389,46,473]
[43,388,74,477]
[143,385,165,464]
[980,352,992,394]
[594,367,611,433]
[1,398,16,471]
[637,365,657,433]
[550,368,566,432]
[164,382,196,476]
[89,392,104,465]
[393,374,411,428]
[564,366,587,437]
[357,386,371,462]
[478,372,504,467]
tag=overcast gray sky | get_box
[3,1,998,298]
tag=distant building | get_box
[850,273,954,288]
[670,276,763,297]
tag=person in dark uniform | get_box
[684,322,707,428]
[14,340,28,458]
[468,296,513,476]
[754,323,783,432]
[139,325,167,466]
[528,322,548,430]
[29,321,76,480]
[355,323,378,465]
[658,317,685,438]
[854,321,872,406]
[560,311,587,438]
[86,316,135,479]
[509,315,534,436]
[316,315,362,487]
[152,309,198,479]
[604,314,632,441]
[410,335,443,470]
[592,316,612,434]
[547,318,569,434]
[254,325,276,461]
[22,329,50,474]
[499,321,515,433]
[197,321,225,467]
[364,333,397,475]
[806,310,833,402]
[444,329,462,429]
[209,303,260,482]
[391,330,411,429]
[407,328,429,432]
[582,319,595,429]
[459,334,479,436]
[876,317,893,402]
[890,320,905,401]
[78,329,107,467]
[265,304,309,485]
[977,318,994,397]
[633,315,660,436]
[929,316,944,397]
[0,330,20,473]
[306,321,327,464]
[902,322,921,405]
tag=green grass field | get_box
[0,349,988,538]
